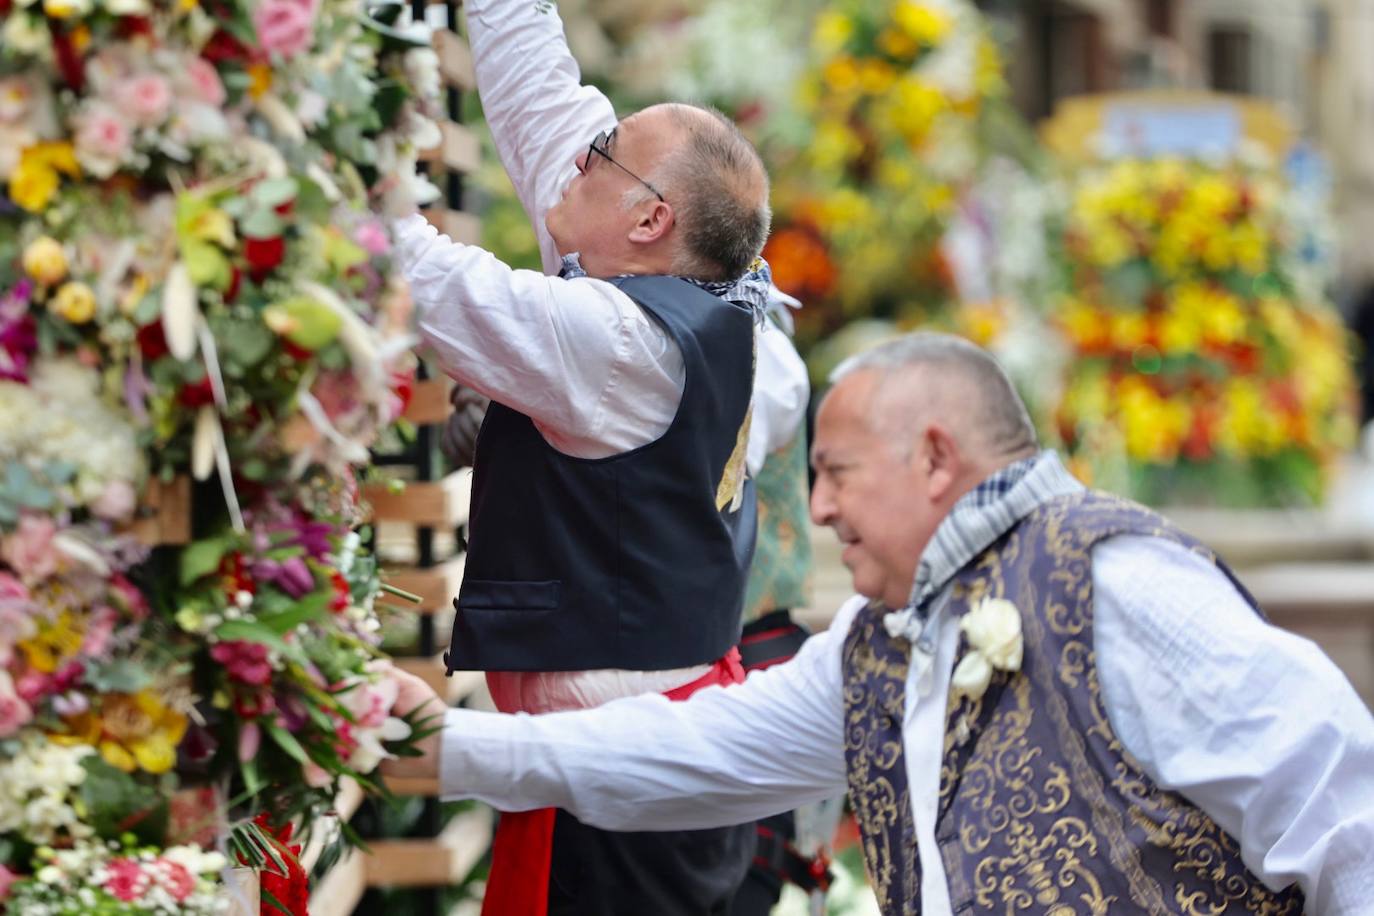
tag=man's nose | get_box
[574,148,590,174]
[810,479,835,526]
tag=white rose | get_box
[949,650,992,700]
[961,597,1023,671]
[4,15,53,57]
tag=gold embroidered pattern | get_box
[841,491,1306,915]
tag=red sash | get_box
[479,649,746,916]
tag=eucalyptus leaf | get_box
[240,207,285,240]
[84,658,154,693]
[251,178,299,209]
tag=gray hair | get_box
[646,105,771,281]
[832,332,1039,458]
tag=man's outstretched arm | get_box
[465,0,616,274]
[387,598,864,831]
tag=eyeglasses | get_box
[584,128,666,203]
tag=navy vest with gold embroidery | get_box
[840,491,1305,915]
[445,275,756,674]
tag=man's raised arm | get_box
[465,0,616,274]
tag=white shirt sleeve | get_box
[1093,535,1374,914]
[438,597,866,829]
[746,320,810,477]
[395,216,682,458]
[464,0,615,275]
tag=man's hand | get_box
[381,668,449,783]
[440,385,491,469]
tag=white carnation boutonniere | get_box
[949,597,1023,703]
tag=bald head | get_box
[640,103,771,281]
[832,333,1038,466]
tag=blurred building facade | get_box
[984,0,1374,296]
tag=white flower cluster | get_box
[9,841,229,915]
[0,732,93,844]
[0,357,146,513]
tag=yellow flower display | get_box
[1052,156,1357,506]
[54,689,189,774]
[765,0,1008,347]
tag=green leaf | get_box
[83,658,153,693]
[263,720,309,765]
[180,537,231,586]
[214,619,302,663]
[210,315,275,368]
[259,591,328,634]
[241,756,265,797]
[79,756,168,845]
[251,178,298,209]
[240,207,285,240]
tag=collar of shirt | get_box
[883,450,1084,644]
[558,253,774,316]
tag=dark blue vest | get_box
[444,275,757,673]
[840,492,1305,914]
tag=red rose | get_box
[244,236,285,278]
[282,339,314,361]
[136,321,170,361]
[201,29,252,65]
[178,376,215,408]
[389,369,415,414]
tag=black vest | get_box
[444,275,757,673]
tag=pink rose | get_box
[104,859,149,903]
[354,220,390,256]
[253,0,317,58]
[0,864,16,901]
[1,513,58,584]
[0,605,34,668]
[0,572,26,602]
[80,604,118,657]
[90,479,136,522]
[0,672,33,739]
[117,73,173,126]
[155,860,196,903]
[183,56,226,107]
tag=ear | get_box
[627,200,674,245]
[920,422,963,503]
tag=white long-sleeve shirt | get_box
[440,535,1374,914]
[396,0,808,711]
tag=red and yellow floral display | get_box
[1052,157,1358,506]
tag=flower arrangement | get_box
[762,0,1010,348]
[0,0,444,907]
[1051,156,1358,506]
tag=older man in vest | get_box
[387,333,1374,914]
[392,0,811,911]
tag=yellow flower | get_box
[58,690,188,774]
[50,282,97,324]
[42,0,91,19]
[8,143,80,213]
[247,62,274,101]
[892,0,951,48]
[877,27,918,61]
[21,236,69,286]
[19,610,84,675]
[812,10,854,56]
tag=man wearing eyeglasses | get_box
[392,0,806,913]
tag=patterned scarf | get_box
[558,253,774,317]
[883,450,1083,644]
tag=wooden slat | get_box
[434,29,475,90]
[364,807,493,888]
[309,848,367,916]
[362,470,472,528]
[419,122,481,173]
[384,555,466,611]
[129,475,192,546]
[403,376,455,425]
